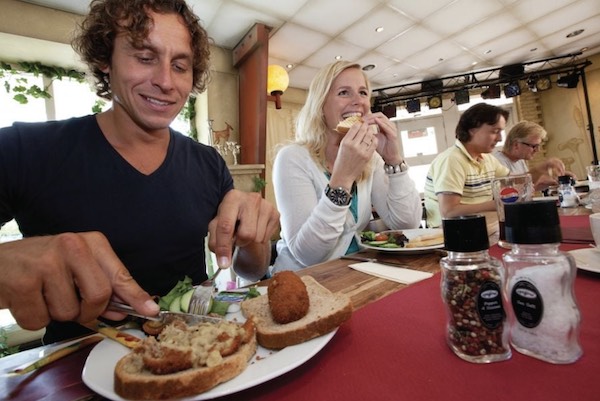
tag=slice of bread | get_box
[335,115,363,134]
[335,115,379,135]
[114,321,256,400]
[241,275,353,349]
[405,232,444,248]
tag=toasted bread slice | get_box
[335,115,379,135]
[241,275,352,349]
[114,321,256,400]
[335,115,363,134]
[405,232,444,248]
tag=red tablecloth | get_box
[220,254,599,401]
[559,214,594,243]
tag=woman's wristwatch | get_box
[384,160,408,174]
[325,184,352,206]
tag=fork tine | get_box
[187,268,223,315]
[187,286,209,315]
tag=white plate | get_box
[82,289,336,400]
[569,248,600,273]
[360,228,444,253]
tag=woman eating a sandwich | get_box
[271,61,421,272]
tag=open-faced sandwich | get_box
[241,271,352,349]
[114,318,256,400]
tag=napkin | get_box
[349,262,433,284]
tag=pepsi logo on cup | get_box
[500,187,519,203]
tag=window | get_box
[0,72,46,127]
[52,78,100,120]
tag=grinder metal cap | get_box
[442,214,489,252]
[505,200,561,244]
[558,175,572,185]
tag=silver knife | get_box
[108,301,222,325]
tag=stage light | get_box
[454,89,470,105]
[481,85,500,99]
[499,64,524,79]
[535,77,551,91]
[503,81,521,98]
[382,104,397,118]
[557,72,580,88]
[421,78,443,93]
[427,95,442,109]
[527,76,552,93]
[406,99,421,113]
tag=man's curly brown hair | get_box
[72,0,211,100]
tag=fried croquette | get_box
[268,271,309,324]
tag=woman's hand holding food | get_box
[330,121,377,189]
[364,112,402,165]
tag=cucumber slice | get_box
[209,300,230,315]
[367,240,388,245]
[227,303,241,314]
[169,296,182,312]
[180,288,195,313]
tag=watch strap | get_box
[384,161,408,174]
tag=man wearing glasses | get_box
[493,121,572,191]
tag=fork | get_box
[188,267,224,315]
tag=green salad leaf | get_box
[158,276,193,310]
[246,287,261,299]
[361,231,377,241]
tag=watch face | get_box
[326,186,351,206]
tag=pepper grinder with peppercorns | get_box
[503,200,582,364]
[440,214,511,363]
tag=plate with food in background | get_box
[360,228,444,253]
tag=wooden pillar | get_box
[232,23,270,165]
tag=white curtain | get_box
[265,103,302,210]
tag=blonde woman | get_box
[272,61,421,271]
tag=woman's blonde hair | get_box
[503,120,547,151]
[294,61,373,177]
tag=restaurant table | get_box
[1,210,598,401]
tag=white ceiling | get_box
[21,0,600,91]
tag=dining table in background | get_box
[0,206,598,401]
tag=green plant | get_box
[0,327,19,358]
[253,176,267,193]
[92,98,107,114]
[181,95,197,141]
[1,61,86,104]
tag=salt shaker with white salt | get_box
[502,200,582,364]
